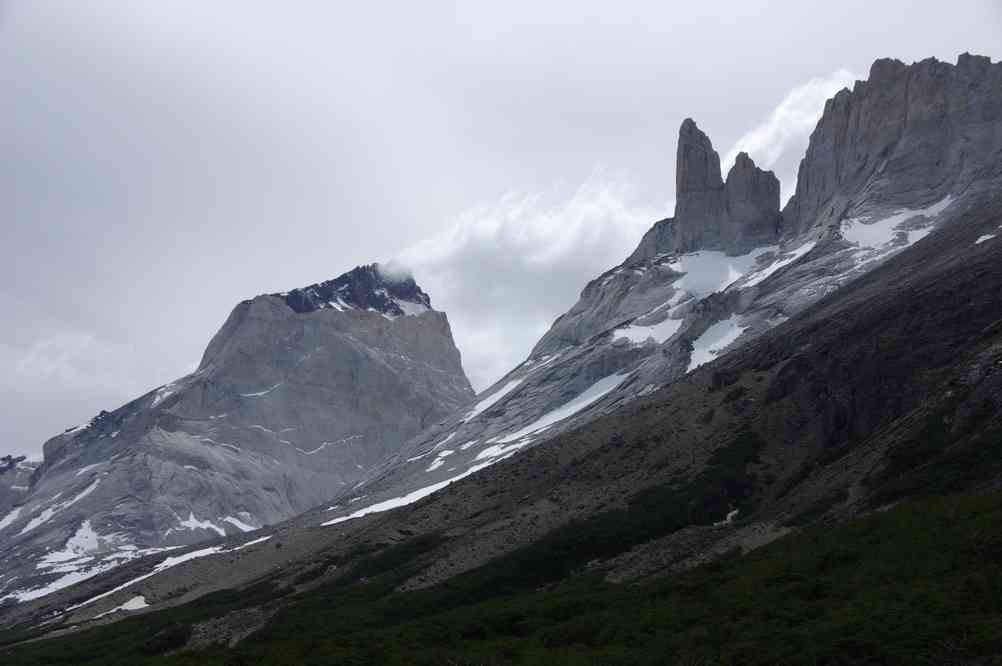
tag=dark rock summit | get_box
[276,263,431,317]
[0,456,26,474]
[725,151,782,248]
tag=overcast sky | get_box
[3,2,1000,458]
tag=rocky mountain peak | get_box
[676,118,724,194]
[0,455,26,474]
[275,263,431,317]
[724,151,782,250]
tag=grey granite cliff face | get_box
[628,120,781,264]
[672,117,727,253]
[726,152,782,248]
[782,54,1002,239]
[0,264,473,605]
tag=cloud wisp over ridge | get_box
[722,69,858,203]
[398,172,664,391]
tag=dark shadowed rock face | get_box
[0,264,473,606]
[276,263,431,317]
[725,152,782,249]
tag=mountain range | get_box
[2,53,1001,664]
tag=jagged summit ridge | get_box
[629,119,781,262]
[272,263,431,317]
[783,53,1002,239]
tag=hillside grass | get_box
[4,488,1002,665]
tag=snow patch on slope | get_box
[493,372,630,444]
[95,595,149,618]
[841,195,953,249]
[222,515,257,533]
[394,299,430,316]
[18,477,102,536]
[39,520,102,564]
[168,512,226,538]
[3,544,178,605]
[74,463,104,477]
[0,507,21,532]
[323,460,499,527]
[63,534,273,613]
[66,545,227,612]
[742,241,817,287]
[464,379,524,422]
[688,316,747,372]
[425,450,455,472]
[668,246,777,298]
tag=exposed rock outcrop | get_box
[782,53,1002,239]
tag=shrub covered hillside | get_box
[3,489,1002,665]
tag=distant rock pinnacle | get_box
[629,119,782,262]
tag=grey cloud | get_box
[398,173,665,390]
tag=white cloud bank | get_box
[722,69,858,203]
[398,173,664,390]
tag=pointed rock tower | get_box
[629,119,781,262]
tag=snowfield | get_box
[688,316,748,372]
[492,372,630,444]
[463,378,524,422]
